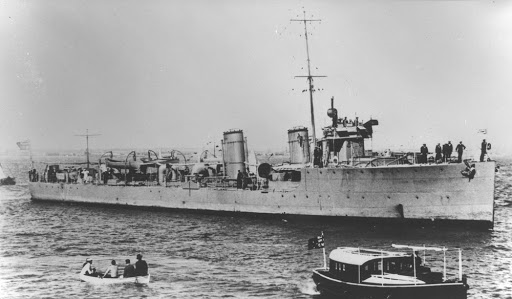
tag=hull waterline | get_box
[29,162,496,228]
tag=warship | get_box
[27,13,496,228]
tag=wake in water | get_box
[299,280,320,296]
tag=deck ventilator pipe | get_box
[423,244,427,265]
[358,247,361,283]
[443,247,447,281]
[413,248,417,285]
[458,249,462,281]
[322,231,326,269]
[381,250,384,286]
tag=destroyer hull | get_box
[29,162,495,227]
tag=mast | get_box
[291,11,326,149]
[75,129,100,169]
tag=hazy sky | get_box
[1,0,511,157]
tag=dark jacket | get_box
[447,143,453,154]
[135,260,148,276]
[420,146,428,155]
[481,141,487,153]
[442,143,448,155]
[435,145,442,154]
[123,264,136,278]
[456,143,466,154]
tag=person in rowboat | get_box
[103,260,118,278]
[80,258,98,276]
[134,254,148,276]
[123,259,136,278]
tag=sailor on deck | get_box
[420,144,428,164]
[480,139,487,162]
[236,170,243,189]
[313,146,322,168]
[456,141,466,163]
[446,141,453,162]
[442,143,448,162]
[435,143,442,163]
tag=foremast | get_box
[291,11,326,149]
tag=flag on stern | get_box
[308,235,325,250]
[17,140,30,150]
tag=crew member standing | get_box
[103,167,109,184]
[236,170,243,189]
[420,144,428,164]
[297,133,303,147]
[442,143,448,162]
[446,141,453,162]
[480,139,487,162]
[435,143,442,163]
[313,146,322,168]
[242,169,249,190]
[455,141,466,163]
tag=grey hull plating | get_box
[29,162,495,227]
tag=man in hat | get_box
[420,144,428,164]
[80,258,97,276]
[446,141,453,162]
[435,143,442,163]
[480,139,487,162]
[135,254,148,276]
[455,141,466,163]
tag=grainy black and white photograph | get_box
[1,0,511,298]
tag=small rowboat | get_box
[79,273,150,285]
